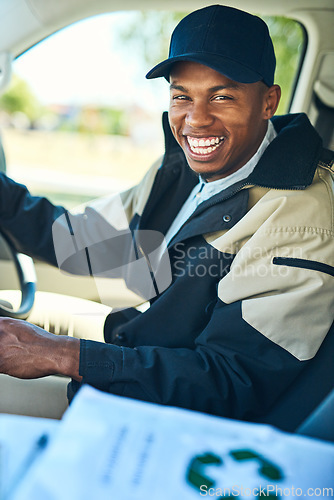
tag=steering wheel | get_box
[0,231,36,319]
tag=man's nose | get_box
[185,102,214,128]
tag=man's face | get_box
[168,61,274,181]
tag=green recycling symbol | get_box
[186,449,284,497]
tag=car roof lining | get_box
[25,0,334,23]
[23,0,334,31]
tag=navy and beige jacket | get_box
[0,112,333,431]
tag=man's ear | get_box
[263,84,281,119]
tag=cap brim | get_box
[146,53,265,85]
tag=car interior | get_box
[0,0,333,442]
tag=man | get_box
[0,5,333,431]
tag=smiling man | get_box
[168,62,279,180]
[0,5,333,431]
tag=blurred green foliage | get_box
[119,12,185,71]
[264,16,304,112]
[57,107,128,135]
[0,76,129,135]
[0,74,42,120]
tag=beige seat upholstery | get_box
[0,374,70,419]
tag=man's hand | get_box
[0,317,82,381]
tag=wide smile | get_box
[185,135,225,160]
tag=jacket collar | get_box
[249,113,323,189]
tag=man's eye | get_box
[172,95,189,101]
[213,95,232,101]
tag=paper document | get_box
[0,415,58,500]
[3,386,334,499]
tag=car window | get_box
[0,11,305,208]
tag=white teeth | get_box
[192,144,217,154]
[187,136,224,155]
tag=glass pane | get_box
[264,16,305,113]
[0,12,305,209]
[0,12,169,208]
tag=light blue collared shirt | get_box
[165,120,277,245]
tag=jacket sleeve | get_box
[77,301,308,422]
[0,172,66,265]
[0,159,161,273]
[0,172,135,269]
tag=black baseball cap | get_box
[146,4,276,87]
